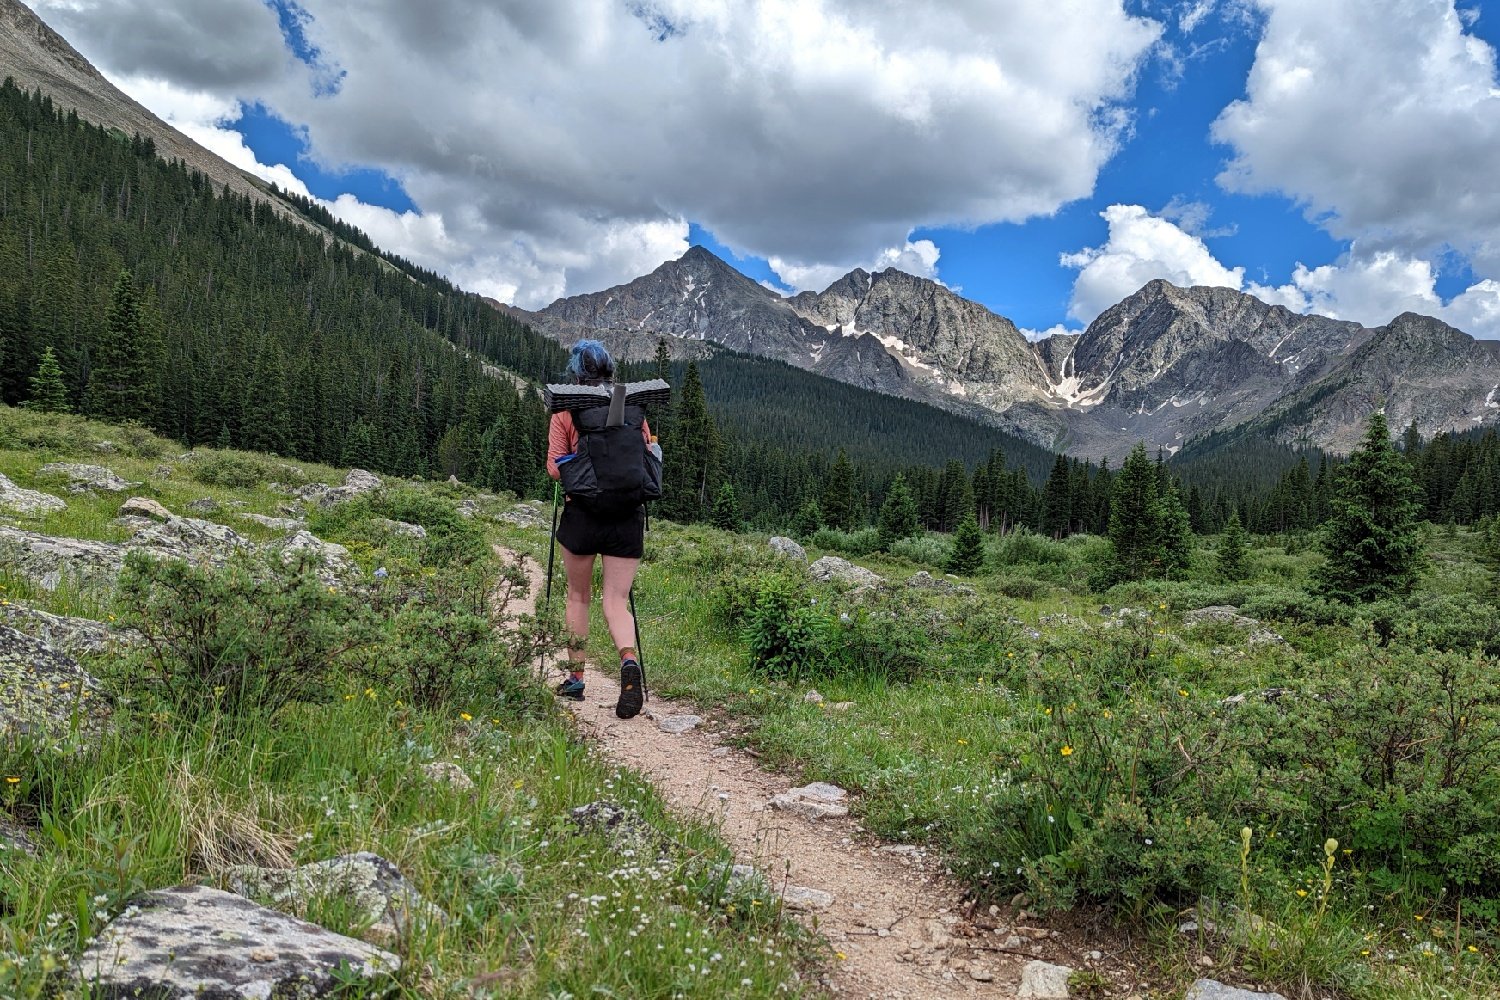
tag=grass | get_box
[0,406,819,999]
[520,517,1500,1000]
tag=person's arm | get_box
[546,413,575,481]
[641,416,652,442]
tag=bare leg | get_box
[561,546,596,670]
[599,555,641,656]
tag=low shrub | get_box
[739,573,828,682]
[188,452,284,489]
[994,575,1055,601]
[811,526,880,557]
[889,533,949,567]
[115,550,365,718]
[991,527,1072,567]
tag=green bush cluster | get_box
[956,625,1500,918]
[188,451,305,489]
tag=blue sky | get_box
[35,0,1500,338]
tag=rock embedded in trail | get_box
[807,555,882,590]
[76,884,400,998]
[1185,981,1289,1000]
[37,462,137,493]
[780,884,835,911]
[0,473,66,515]
[1018,960,1076,998]
[229,852,447,944]
[0,625,111,746]
[769,782,849,820]
[656,713,702,734]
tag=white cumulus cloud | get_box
[33,0,1162,306]
[770,240,943,293]
[1213,0,1500,276]
[1061,204,1244,323]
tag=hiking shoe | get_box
[554,676,586,701]
[616,659,644,720]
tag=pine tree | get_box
[792,497,823,539]
[945,513,986,575]
[85,269,153,422]
[25,346,71,413]
[1156,477,1195,576]
[341,419,381,470]
[822,449,858,530]
[711,482,741,532]
[1106,443,1161,581]
[1217,510,1249,582]
[877,473,921,550]
[1313,411,1426,603]
[662,360,717,521]
[1042,453,1072,538]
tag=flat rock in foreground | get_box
[1185,980,1289,1000]
[0,624,110,746]
[75,884,399,998]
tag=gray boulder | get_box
[118,509,249,566]
[497,502,548,529]
[768,782,849,821]
[0,814,37,858]
[76,884,399,998]
[1185,981,1288,1000]
[0,625,111,747]
[238,513,308,532]
[1184,606,1261,629]
[0,526,125,591]
[656,714,702,735]
[36,463,137,494]
[1018,960,1075,998]
[769,536,807,561]
[373,518,427,539]
[299,469,384,509]
[229,852,446,945]
[0,473,66,516]
[343,469,383,493]
[268,531,356,585]
[807,555,882,590]
[118,496,173,521]
[184,497,220,514]
[905,570,975,595]
[0,603,140,658]
[420,761,475,791]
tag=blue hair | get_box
[566,339,615,384]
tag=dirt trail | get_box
[496,547,1094,998]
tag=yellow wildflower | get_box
[1060,745,1074,757]
[460,712,473,721]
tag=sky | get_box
[25,0,1500,339]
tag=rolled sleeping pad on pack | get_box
[544,379,671,413]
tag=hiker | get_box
[546,339,650,718]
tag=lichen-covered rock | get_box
[238,513,307,532]
[769,536,806,561]
[37,463,136,493]
[184,497,220,514]
[570,800,659,855]
[905,570,975,595]
[497,502,548,529]
[0,527,125,591]
[373,518,427,539]
[1184,606,1261,629]
[807,555,882,590]
[0,625,110,746]
[268,531,355,585]
[119,511,249,565]
[76,884,399,998]
[298,469,384,509]
[0,603,140,658]
[229,852,446,945]
[420,761,475,791]
[0,473,66,516]
[0,814,37,858]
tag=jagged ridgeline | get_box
[0,79,564,492]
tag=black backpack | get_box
[556,386,663,516]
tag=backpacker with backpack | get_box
[548,380,665,516]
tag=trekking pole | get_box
[544,481,560,613]
[629,586,648,702]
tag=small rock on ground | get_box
[0,473,66,515]
[420,761,475,791]
[768,782,849,820]
[229,852,446,944]
[0,814,37,857]
[1018,960,1075,999]
[1185,981,1289,1000]
[768,536,806,561]
[37,463,136,493]
[780,885,834,911]
[76,884,399,998]
[656,714,702,735]
[807,555,882,590]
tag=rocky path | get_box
[498,547,1072,998]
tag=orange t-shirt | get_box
[546,411,653,481]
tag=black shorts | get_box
[556,502,645,559]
